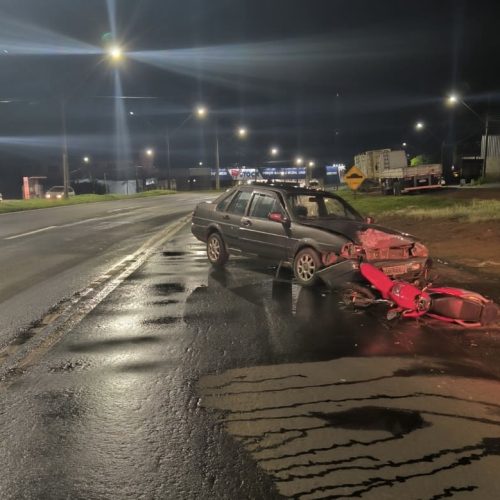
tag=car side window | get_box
[249,193,283,219]
[226,190,252,215]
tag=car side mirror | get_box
[365,216,375,224]
[268,212,290,227]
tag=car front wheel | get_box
[293,247,321,286]
[207,232,228,267]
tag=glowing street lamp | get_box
[196,106,207,119]
[295,157,304,166]
[415,122,424,130]
[146,148,154,157]
[83,156,90,163]
[237,127,248,138]
[270,147,279,156]
[445,91,490,177]
[108,45,124,62]
[308,160,315,167]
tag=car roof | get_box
[239,182,333,197]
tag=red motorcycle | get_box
[344,262,498,327]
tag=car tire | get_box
[207,232,228,267]
[293,247,322,286]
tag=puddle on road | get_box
[142,316,182,326]
[49,359,90,373]
[67,335,160,353]
[312,406,429,436]
[146,299,180,306]
[153,283,185,296]
[162,251,188,257]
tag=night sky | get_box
[0,0,499,196]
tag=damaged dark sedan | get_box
[191,184,430,287]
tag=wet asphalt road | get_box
[1,224,500,499]
[0,193,206,346]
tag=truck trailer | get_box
[354,149,444,195]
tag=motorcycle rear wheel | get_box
[342,284,376,308]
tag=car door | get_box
[239,191,290,260]
[218,189,252,251]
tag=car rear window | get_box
[226,190,252,215]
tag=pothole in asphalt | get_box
[142,316,182,325]
[311,406,430,436]
[49,359,91,373]
[147,299,180,306]
[153,283,185,295]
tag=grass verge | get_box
[0,190,176,214]
[337,190,500,222]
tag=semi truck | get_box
[354,149,444,195]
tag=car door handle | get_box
[242,219,252,227]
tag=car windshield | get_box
[49,187,64,192]
[287,193,360,221]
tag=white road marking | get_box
[5,226,58,240]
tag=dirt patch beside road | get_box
[378,211,500,277]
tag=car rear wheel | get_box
[207,232,228,267]
[293,247,321,286]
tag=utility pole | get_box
[61,98,70,198]
[215,122,220,190]
[482,115,490,179]
[166,130,171,189]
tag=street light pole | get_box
[483,114,490,179]
[61,98,70,199]
[447,93,491,178]
[166,130,171,189]
[215,122,220,190]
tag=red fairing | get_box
[427,287,490,304]
[360,263,393,298]
[390,282,427,311]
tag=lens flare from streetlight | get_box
[196,106,207,118]
[109,45,123,61]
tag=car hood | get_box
[298,219,417,248]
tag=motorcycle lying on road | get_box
[343,262,499,327]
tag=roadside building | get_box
[482,135,500,181]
